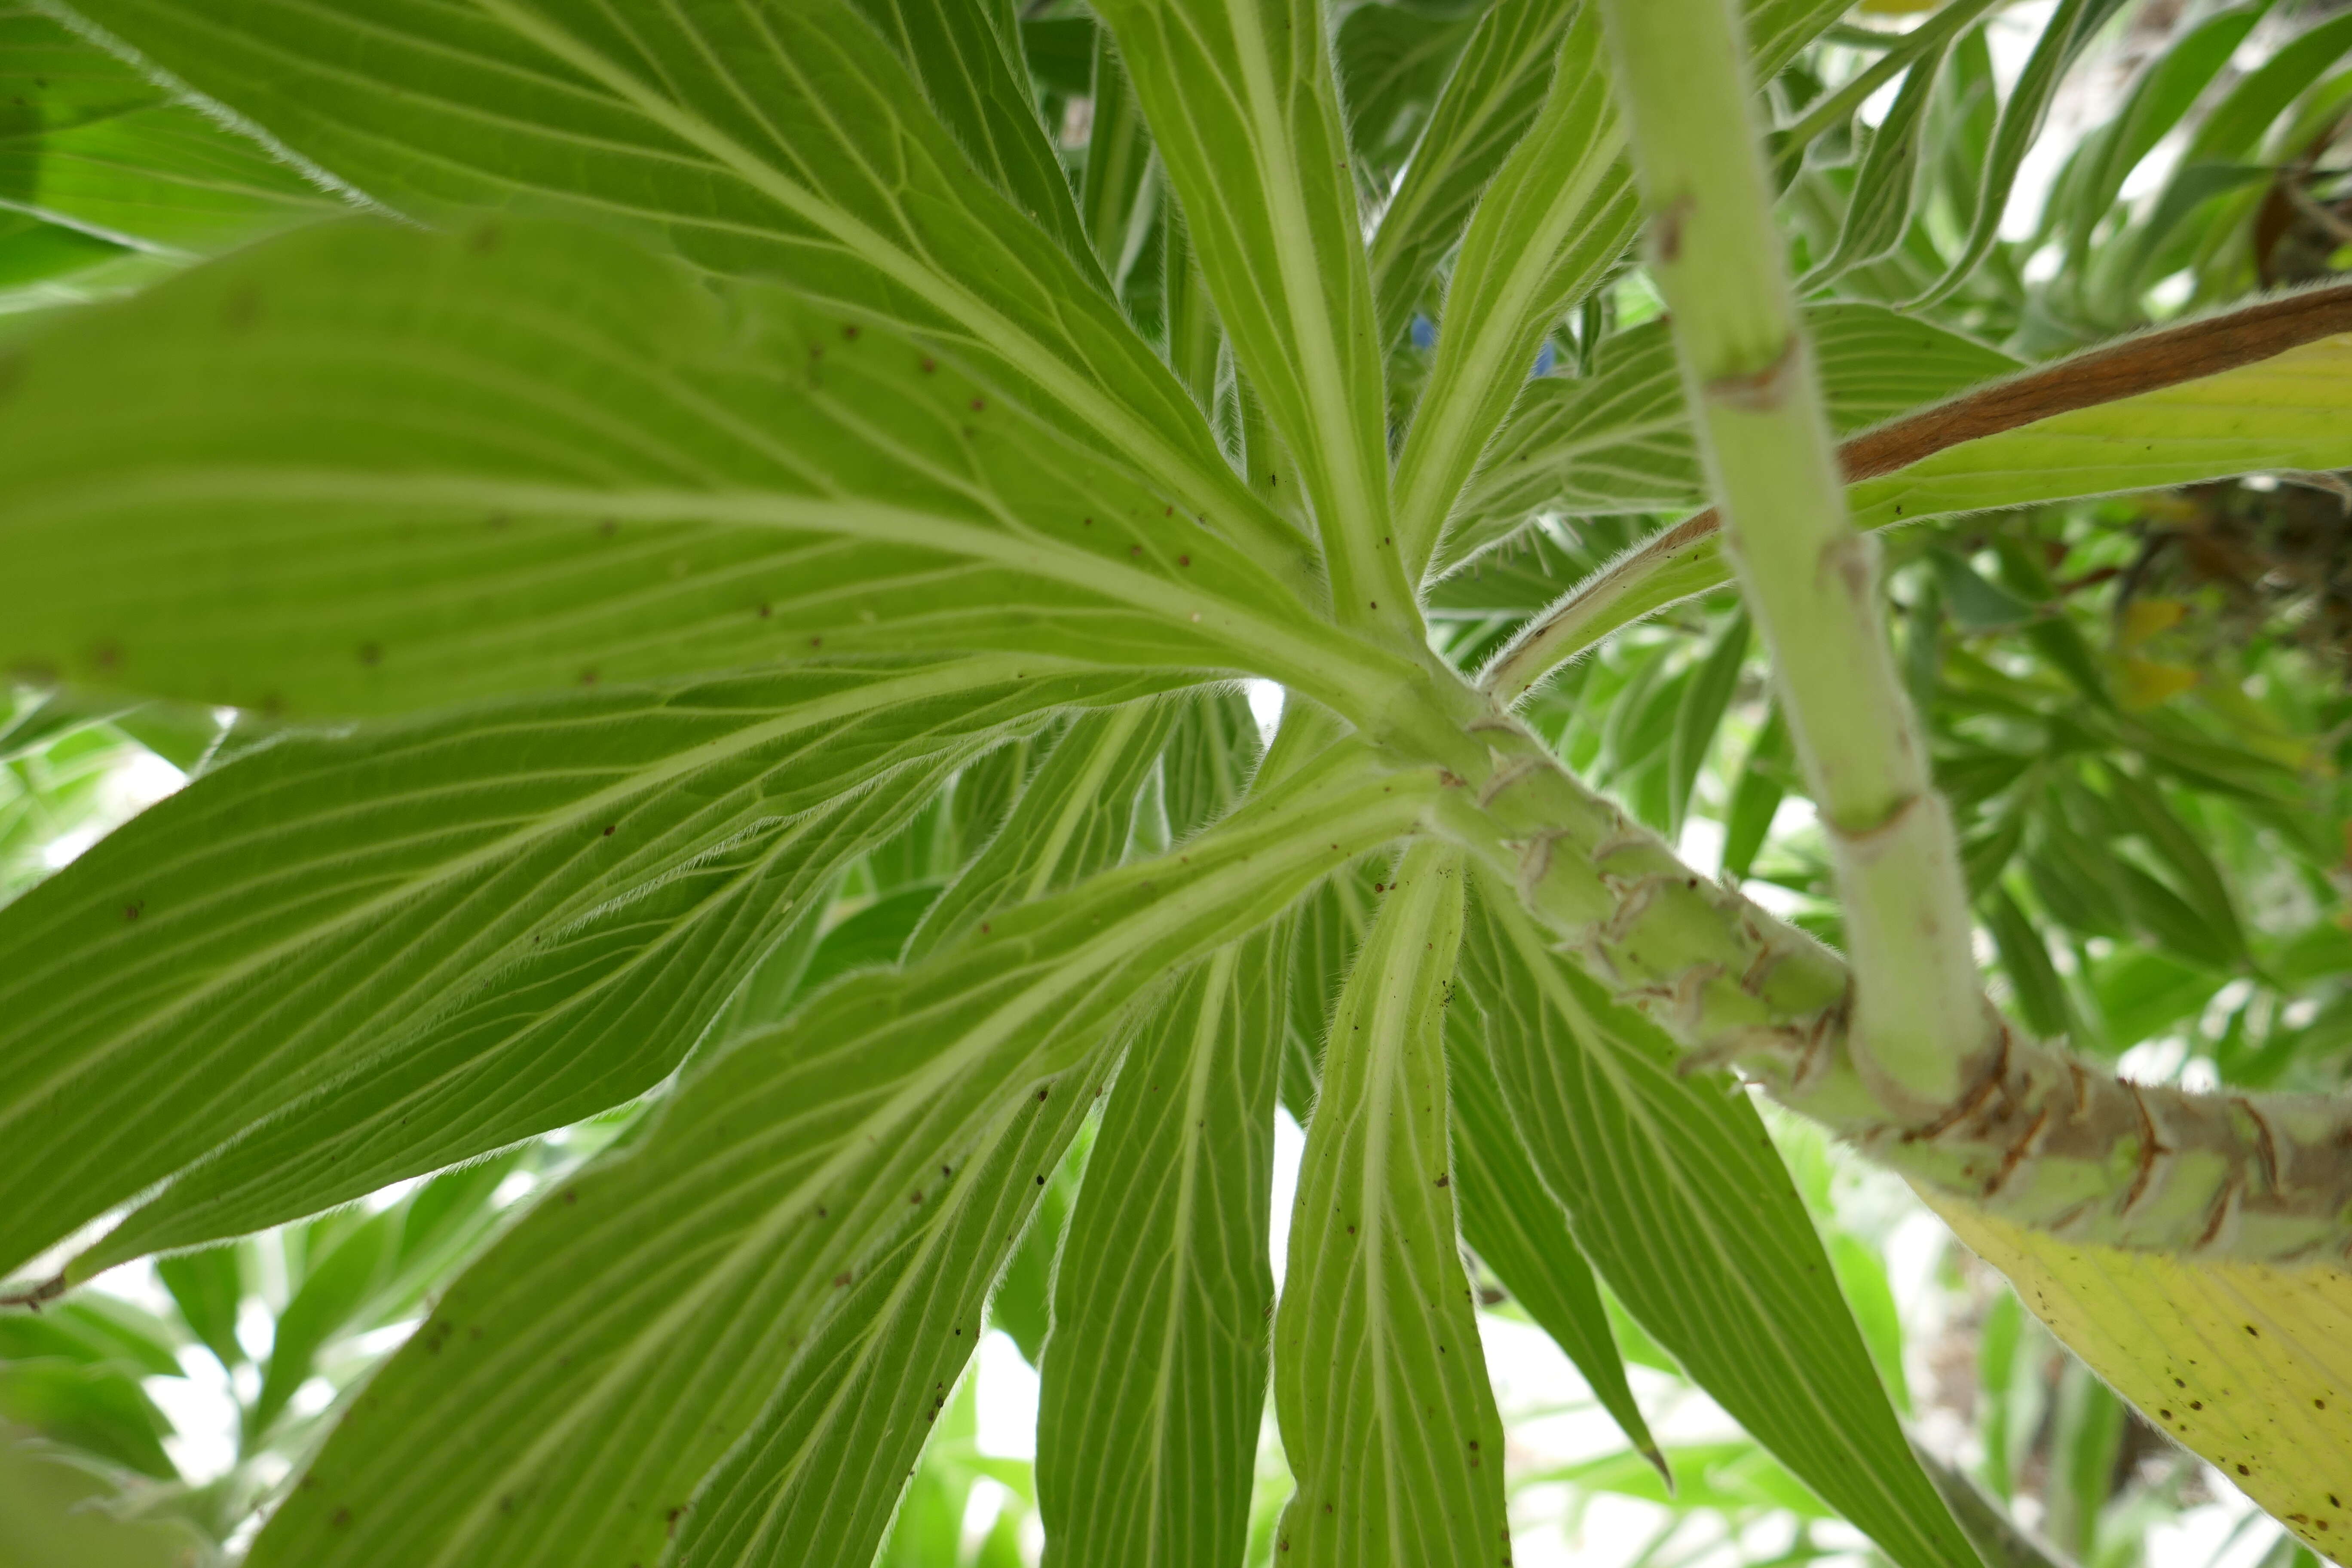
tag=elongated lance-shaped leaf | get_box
[672,1043,1099,1568]
[1446,303,2018,575]
[0,655,1170,1279]
[1930,1195,2352,1561]
[0,7,343,256]
[1161,686,1262,842]
[2052,2,2263,274]
[1391,0,1849,579]
[0,216,1397,718]
[1841,332,2352,529]
[1080,27,1158,294]
[1036,930,1285,1568]
[1390,1,1617,581]
[1093,0,1415,635]
[1336,3,1477,181]
[909,698,1182,962]
[1446,1013,1661,1476]
[1798,30,1950,292]
[237,739,1433,1568]
[1453,874,1980,1568]
[2122,8,2352,289]
[1274,844,1509,1567]
[844,0,1094,275]
[1161,194,1223,416]
[1364,0,1577,348]
[52,0,1306,579]
[1908,0,2129,309]
[1276,862,1382,1119]
[1487,303,2352,690]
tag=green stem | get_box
[1297,649,2351,1261]
[1405,715,2352,1265]
[1592,0,1989,1115]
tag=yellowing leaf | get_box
[1932,1193,2352,1562]
[2116,656,2201,710]
[2118,597,2189,651]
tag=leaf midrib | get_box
[5,467,1381,707]
[418,790,1416,1567]
[468,0,1281,566]
[1139,943,1238,1565]
[0,653,1060,1133]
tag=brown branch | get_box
[1481,279,2352,697]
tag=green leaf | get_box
[1161,196,1224,416]
[1447,1017,1662,1475]
[0,1299,182,1381]
[250,1213,396,1442]
[1799,30,1948,290]
[0,209,123,290]
[1984,883,2071,1041]
[2100,763,2248,969]
[2055,3,2267,269]
[57,0,1293,567]
[3,655,1165,1278]
[1525,324,2352,660]
[1391,1,1619,575]
[1277,863,1382,1118]
[0,1360,177,1479]
[1847,334,2352,532]
[1036,931,1284,1568]
[1393,0,1849,575]
[238,741,1426,1568]
[1080,30,1159,294]
[909,699,1183,961]
[2124,10,2352,282]
[1455,876,1979,1568]
[1927,548,2038,633]
[1096,0,1404,619]
[1023,15,1097,98]
[673,1057,1096,1568]
[1667,610,1749,839]
[846,0,1093,273]
[799,884,944,995]
[989,1112,1091,1366]
[1536,1439,1829,1517]
[1721,704,1791,884]
[153,1246,243,1370]
[0,7,340,257]
[1828,1232,1910,1415]
[1907,0,2129,308]
[0,217,1373,717]
[1274,845,1508,1566]
[1449,303,2017,570]
[1336,2,1480,179]
[1364,0,1577,346]
[2086,946,2219,1054]
[1161,686,1262,843]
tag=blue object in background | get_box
[1405,312,1556,377]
